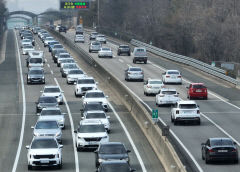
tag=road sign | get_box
[152,109,158,119]
[60,0,90,10]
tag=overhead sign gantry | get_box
[60,0,90,10]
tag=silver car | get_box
[22,44,34,55]
[75,34,85,43]
[26,137,63,170]
[38,107,66,129]
[67,69,86,84]
[60,63,79,77]
[41,86,64,105]
[32,119,62,143]
[125,67,144,81]
[89,41,101,53]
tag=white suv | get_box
[26,136,63,170]
[74,77,98,97]
[171,101,201,125]
[143,79,164,96]
[74,119,109,151]
[155,88,179,106]
[41,85,64,105]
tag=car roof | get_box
[42,107,61,111]
[161,88,176,91]
[78,76,94,80]
[44,85,60,89]
[86,111,106,114]
[29,67,43,70]
[119,44,129,47]
[37,118,58,122]
[166,70,180,72]
[86,90,103,93]
[209,137,233,141]
[129,67,142,69]
[101,160,128,165]
[191,83,204,85]
[59,53,70,55]
[80,119,103,125]
[178,100,196,104]
[33,136,57,140]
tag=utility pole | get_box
[97,0,100,27]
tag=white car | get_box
[155,88,179,106]
[60,63,79,78]
[44,37,55,47]
[83,90,109,112]
[98,47,113,58]
[41,86,64,105]
[96,34,106,44]
[75,34,85,43]
[22,45,34,55]
[162,70,182,84]
[67,69,86,84]
[57,53,71,66]
[82,111,110,132]
[74,119,109,151]
[75,77,98,96]
[26,137,63,170]
[143,79,164,96]
[171,101,201,125]
[21,39,32,48]
[38,107,66,129]
[28,57,44,68]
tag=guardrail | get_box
[47,28,188,172]
[131,39,240,86]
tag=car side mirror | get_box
[36,113,40,116]
[81,117,84,120]
[40,91,43,93]
[74,130,77,133]
[105,95,109,98]
[59,145,63,148]
[31,126,34,129]
[74,82,77,85]
[26,145,30,149]
[177,92,180,95]
[127,150,131,153]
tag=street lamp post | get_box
[97,0,99,27]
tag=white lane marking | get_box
[47,64,50,68]
[108,103,147,172]
[109,75,204,172]
[50,70,53,75]
[12,31,27,172]
[54,78,79,172]
[118,59,124,63]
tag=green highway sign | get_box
[152,109,158,119]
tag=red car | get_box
[187,83,208,100]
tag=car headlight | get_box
[33,132,40,136]
[59,119,64,123]
[55,132,61,137]
[98,158,104,163]
[55,154,60,158]
[28,75,30,79]
[42,76,45,79]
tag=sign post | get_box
[152,109,158,124]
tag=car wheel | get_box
[146,92,148,96]
[173,120,178,125]
[62,73,64,77]
[144,60,147,64]
[128,52,130,56]
[197,120,201,125]
[189,96,192,100]
[57,163,62,169]
[75,92,78,97]
[205,96,208,100]
[205,156,210,164]
[202,151,205,160]
[28,165,32,170]
[171,115,174,123]
[234,158,239,164]
[89,50,91,53]
[57,64,60,67]
[133,60,136,64]
[117,52,120,56]
[96,161,100,168]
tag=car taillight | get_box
[141,72,143,74]
[166,75,170,78]
[176,110,179,114]
[147,85,152,88]
[177,76,182,78]
[197,110,200,114]
[232,149,237,152]
[208,149,214,152]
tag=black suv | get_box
[117,45,130,56]
[97,160,135,172]
[59,26,67,33]
[95,142,131,167]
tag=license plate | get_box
[218,150,228,153]
[89,141,97,145]
[153,87,160,89]
[40,160,49,163]
[171,76,176,79]
[196,89,202,92]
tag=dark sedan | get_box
[81,102,104,116]
[97,160,135,172]
[201,138,238,164]
[118,45,130,56]
[27,68,45,84]
[95,142,131,167]
[36,96,58,113]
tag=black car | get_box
[27,68,45,84]
[118,45,131,56]
[97,160,135,172]
[201,138,238,164]
[35,96,58,113]
[81,102,104,115]
[95,142,131,167]
[59,26,67,33]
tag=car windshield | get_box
[179,104,197,109]
[99,144,126,154]
[92,32,98,35]
[168,71,180,75]
[39,97,57,103]
[102,48,110,51]
[211,139,233,146]
[84,104,103,111]
[149,81,162,84]
[46,37,54,40]
[24,45,33,49]
[29,70,43,75]
[54,45,63,48]
[162,91,176,95]
[64,64,77,69]
[85,92,104,98]
[23,39,30,42]
[78,124,105,133]
[69,70,83,74]
[86,113,106,119]
[98,35,105,38]
[61,59,74,63]
[129,68,141,71]
[78,79,95,84]
[120,45,129,48]
[59,54,70,58]
[31,139,58,149]
[35,121,59,129]
[50,41,59,45]
[30,58,42,63]
[92,42,100,45]
[44,87,60,93]
[41,110,62,116]
[101,163,129,172]
[192,85,206,89]
[136,48,145,52]
[57,50,67,54]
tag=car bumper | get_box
[127,74,144,80]
[208,153,238,161]
[134,57,147,61]
[76,138,108,148]
[28,78,45,83]
[189,93,207,98]
[165,78,182,83]
[175,117,200,122]
[157,99,179,105]
[67,77,78,83]
[28,158,61,167]
[99,53,112,57]
[145,88,161,94]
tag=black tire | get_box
[171,116,174,123]
[117,52,120,56]
[234,158,239,164]
[197,120,201,125]
[75,92,78,97]
[133,60,136,64]
[205,156,210,164]
[202,151,205,160]
[57,63,60,67]
[28,165,32,170]
[57,163,62,169]
[128,52,130,56]
[96,161,100,168]
[189,96,192,100]
[36,108,40,113]
[174,120,178,125]
[89,50,91,53]
[144,60,147,64]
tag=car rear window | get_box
[179,104,197,109]
[35,121,59,129]
[192,85,206,89]
[30,58,42,63]
[31,139,58,149]
[44,87,60,93]
[78,124,105,133]
[149,81,162,84]
[162,91,176,95]
[167,71,180,75]
[129,68,142,71]
[120,45,129,48]
[85,92,104,98]
[211,139,233,146]
[29,70,43,75]
[99,144,126,154]
[41,110,62,116]
[86,113,106,119]
[92,42,100,45]
[78,79,95,84]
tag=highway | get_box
[56,29,240,172]
[0,30,164,172]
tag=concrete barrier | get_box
[47,28,187,172]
